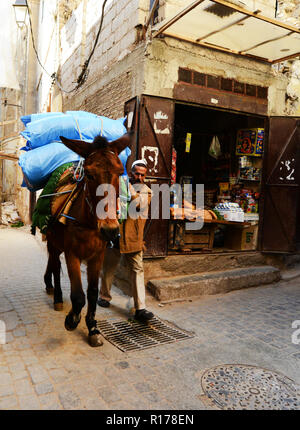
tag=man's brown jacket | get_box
[119,183,152,254]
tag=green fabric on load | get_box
[118,176,131,224]
[32,162,74,234]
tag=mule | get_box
[43,133,132,347]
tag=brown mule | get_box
[43,133,132,347]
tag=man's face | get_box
[131,165,147,184]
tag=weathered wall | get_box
[143,37,287,115]
[0,3,35,223]
[59,0,149,118]
[62,44,146,118]
[276,0,300,115]
[36,0,58,113]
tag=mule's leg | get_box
[44,258,54,295]
[86,254,104,347]
[64,252,85,331]
[47,242,63,310]
[52,252,63,311]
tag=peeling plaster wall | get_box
[36,0,58,113]
[59,0,149,117]
[276,0,300,115]
[144,37,287,116]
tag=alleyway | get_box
[0,226,299,410]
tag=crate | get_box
[169,221,216,250]
[224,223,258,251]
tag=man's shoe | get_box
[134,309,154,323]
[97,298,110,308]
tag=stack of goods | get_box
[18,111,130,191]
[214,202,244,222]
[239,166,261,181]
[232,188,260,214]
[239,156,261,181]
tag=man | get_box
[97,159,154,323]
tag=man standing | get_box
[97,159,154,323]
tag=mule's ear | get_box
[60,136,92,158]
[109,132,133,155]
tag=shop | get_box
[167,102,265,253]
[122,1,300,259]
[125,93,300,258]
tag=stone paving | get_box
[0,226,300,410]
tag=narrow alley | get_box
[0,226,299,410]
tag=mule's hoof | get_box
[64,313,81,331]
[46,287,54,295]
[88,333,103,347]
[54,302,63,311]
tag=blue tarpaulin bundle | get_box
[18,111,131,191]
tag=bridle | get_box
[61,149,122,229]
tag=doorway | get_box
[170,103,266,253]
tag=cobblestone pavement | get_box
[0,226,300,410]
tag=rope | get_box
[60,214,76,221]
[72,117,85,182]
[99,116,103,136]
[39,190,72,199]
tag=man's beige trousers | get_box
[100,247,146,310]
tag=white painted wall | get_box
[36,0,58,112]
[59,0,149,94]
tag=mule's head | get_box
[60,133,132,241]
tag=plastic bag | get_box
[20,111,127,149]
[208,135,222,159]
[19,142,81,191]
[19,141,131,191]
[18,111,130,190]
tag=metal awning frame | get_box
[149,0,300,64]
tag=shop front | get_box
[124,91,300,258]
[122,0,300,260]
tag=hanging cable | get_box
[75,0,108,90]
[25,0,108,93]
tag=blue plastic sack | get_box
[19,142,81,191]
[19,142,131,191]
[21,112,63,126]
[21,111,127,150]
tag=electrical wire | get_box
[25,0,108,93]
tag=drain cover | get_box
[201,364,300,410]
[97,316,194,352]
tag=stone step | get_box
[280,265,300,282]
[147,266,281,302]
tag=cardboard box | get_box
[224,223,258,251]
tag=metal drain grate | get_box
[97,316,194,352]
[201,364,300,410]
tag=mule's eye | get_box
[86,173,94,180]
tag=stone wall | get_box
[62,44,146,118]
[59,0,149,118]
